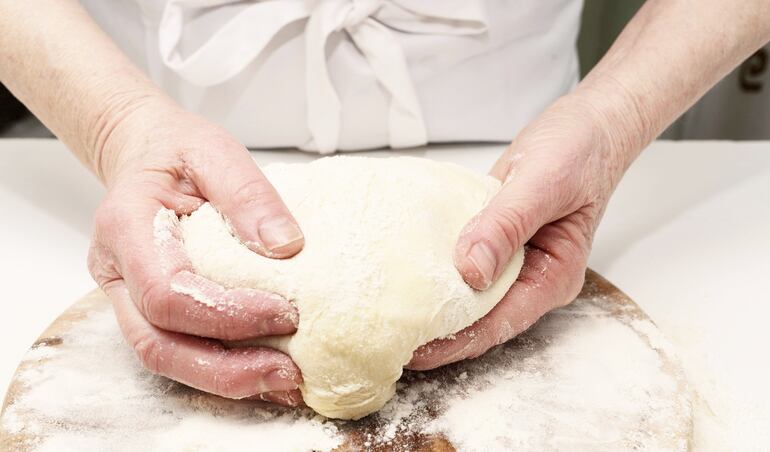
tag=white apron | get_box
[80,0,582,153]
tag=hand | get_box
[87,101,305,405]
[408,96,637,370]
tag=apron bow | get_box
[159,0,488,152]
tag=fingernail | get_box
[263,368,300,392]
[467,242,497,289]
[258,217,304,253]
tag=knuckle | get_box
[541,232,588,308]
[568,208,599,250]
[88,205,124,289]
[139,280,172,328]
[542,218,593,269]
[132,332,164,375]
[490,206,531,253]
[87,242,120,289]
[230,178,273,209]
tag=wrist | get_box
[564,75,661,170]
[88,92,181,186]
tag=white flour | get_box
[2,308,340,452]
[1,291,690,451]
[426,318,679,450]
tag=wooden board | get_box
[0,270,692,451]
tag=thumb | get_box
[186,145,304,258]
[455,167,564,290]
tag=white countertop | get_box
[1,139,768,450]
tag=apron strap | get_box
[159,0,308,86]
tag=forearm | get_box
[0,0,175,183]
[569,0,770,165]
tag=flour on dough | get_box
[179,156,524,419]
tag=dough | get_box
[179,156,524,419]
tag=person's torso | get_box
[81,0,583,153]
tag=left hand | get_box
[408,0,770,371]
[408,96,637,370]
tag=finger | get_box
[408,239,585,371]
[167,192,206,216]
[94,197,298,340]
[110,282,302,398]
[164,270,299,339]
[182,145,304,258]
[454,158,572,290]
[249,390,304,407]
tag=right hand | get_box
[87,101,305,406]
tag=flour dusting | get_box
[1,289,690,451]
[1,308,341,452]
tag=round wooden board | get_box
[1,270,692,451]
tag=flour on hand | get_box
[179,156,524,419]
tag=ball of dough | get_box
[180,156,524,419]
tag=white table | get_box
[1,139,768,450]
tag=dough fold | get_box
[180,156,524,419]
